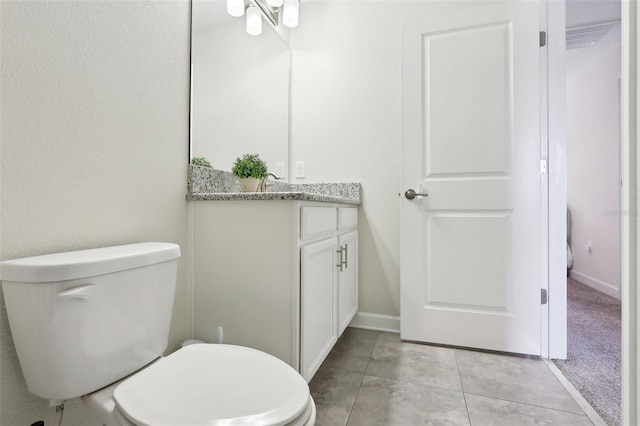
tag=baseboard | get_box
[570,270,620,300]
[349,312,400,333]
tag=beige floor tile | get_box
[455,349,584,414]
[365,332,462,391]
[308,330,593,425]
[321,328,379,373]
[465,393,594,426]
[309,366,364,426]
[347,375,470,426]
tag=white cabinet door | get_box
[337,231,358,336]
[300,237,338,381]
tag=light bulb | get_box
[227,0,245,17]
[267,0,283,7]
[246,5,262,36]
[282,0,299,28]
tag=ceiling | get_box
[566,0,621,28]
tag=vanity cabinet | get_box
[299,206,359,380]
[193,201,358,382]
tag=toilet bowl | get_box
[1,243,315,426]
[85,344,315,426]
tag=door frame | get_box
[620,0,637,422]
[546,0,567,361]
[547,1,637,424]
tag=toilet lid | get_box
[113,344,310,426]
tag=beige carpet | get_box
[553,278,621,426]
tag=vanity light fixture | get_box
[282,0,299,28]
[226,0,300,33]
[266,0,284,8]
[246,5,263,36]
[227,0,245,17]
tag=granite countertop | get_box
[187,166,361,205]
[189,191,360,205]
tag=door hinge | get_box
[541,289,548,305]
[540,159,547,175]
[539,31,547,47]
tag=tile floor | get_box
[309,328,594,426]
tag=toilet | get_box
[1,242,315,425]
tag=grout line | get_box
[345,373,364,426]
[453,349,473,425]
[360,373,465,395]
[344,331,380,426]
[462,390,602,419]
[361,331,379,374]
[543,358,608,426]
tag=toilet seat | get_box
[113,344,312,426]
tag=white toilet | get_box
[1,242,315,426]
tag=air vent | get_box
[566,21,618,50]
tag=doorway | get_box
[551,1,623,424]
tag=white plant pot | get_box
[239,177,260,192]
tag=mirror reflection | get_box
[191,0,290,180]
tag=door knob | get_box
[404,189,428,200]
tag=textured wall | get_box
[291,2,463,318]
[0,1,191,424]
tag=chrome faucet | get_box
[260,172,281,192]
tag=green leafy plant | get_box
[232,153,268,179]
[191,157,212,168]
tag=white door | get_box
[400,1,542,355]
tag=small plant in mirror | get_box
[232,154,268,179]
[191,157,212,168]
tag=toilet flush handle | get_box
[57,285,98,301]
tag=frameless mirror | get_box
[190,0,290,180]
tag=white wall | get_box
[566,23,622,298]
[291,1,468,318]
[0,1,191,424]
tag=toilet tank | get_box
[0,242,181,401]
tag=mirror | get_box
[190,0,290,180]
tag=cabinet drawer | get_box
[301,207,337,240]
[338,208,358,231]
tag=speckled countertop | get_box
[189,191,360,204]
[187,166,361,205]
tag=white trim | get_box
[569,270,621,300]
[187,201,195,339]
[349,312,400,333]
[540,0,550,360]
[543,359,608,426]
[547,0,568,361]
[622,0,638,423]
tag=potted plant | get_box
[232,153,268,192]
[191,157,212,168]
